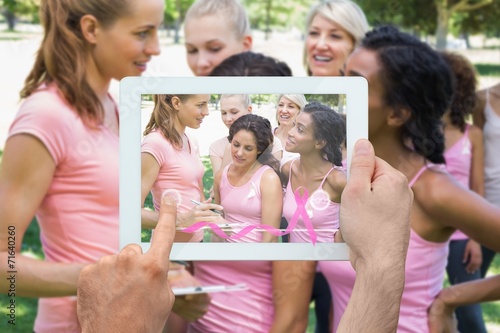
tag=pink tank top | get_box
[444,124,471,240]
[319,165,449,333]
[282,159,340,243]
[220,164,271,242]
[189,164,274,332]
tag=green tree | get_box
[357,0,493,49]
[164,0,195,44]
[453,0,500,43]
[1,0,39,31]
[243,0,314,39]
[434,0,492,50]
[357,0,437,36]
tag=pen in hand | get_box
[190,199,224,216]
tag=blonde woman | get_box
[304,0,369,76]
[184,0,252,76]
[274,94,307,166]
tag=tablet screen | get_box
[120,77,367,260]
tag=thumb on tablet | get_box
[348,139,375,191]
[149,195,177,264]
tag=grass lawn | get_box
[475,63,500,77]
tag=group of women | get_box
[1,0,499,332]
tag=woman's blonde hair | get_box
[304,0,369,72]
[21,0,132,126]
[276,94,307,125]
[220,94,251,109]
[144,94,192,149]
[185,0,251,40]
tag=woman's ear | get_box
[80,14,99,44]
[242,35,252,51]
[315,139,326,150]
[387,108,411,127]
[171,96,181,111]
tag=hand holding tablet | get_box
[77,196,178,332]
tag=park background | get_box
[0,0,499,331]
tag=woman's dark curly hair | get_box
[209,51,292,76]
[302,101,345,166]
[228,114,283,184]
[361,25,454,164]
[441,51,478,132]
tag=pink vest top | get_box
[189,164,274,332]
[444,124,471,240]
[319,165,449,333]
[220,164,271,242]
[282,159,340,243]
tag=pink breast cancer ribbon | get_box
[179,188,318,245]
[288,187,317,245]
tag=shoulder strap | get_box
[408,166,428,188]
[464,123,471,137]
[319,166,336,189]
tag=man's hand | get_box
[77,196,177,333]
[337,139,413,333]
[340,139,413,271]
[169,266,210,321]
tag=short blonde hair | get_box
[185,0,251,40]
[220,94,252,109]
[304,0,369,71]
[276,94,307,125]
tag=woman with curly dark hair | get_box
[317,26,500,333]
[190,114,283,332]
[440,51,487,333]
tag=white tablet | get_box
[173,283,248,296]
[119,77,368,260]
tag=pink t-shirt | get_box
[209,136,230,159]
[141,130,204,242]
[282,159,340,243]
[444,124,471,240]
[189,165,275,332]
[8,84,119,333]
[319,166,449,333]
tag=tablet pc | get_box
[119,77,367,260]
